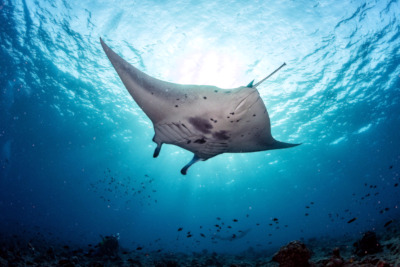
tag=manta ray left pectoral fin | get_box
[180,155,202,175]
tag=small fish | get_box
[305,213,309,216]
[136,246,143,250]
[272,218,278,222]
[177,227,183,231]
[233,219,238,222]
[200,233,205,238]
[187,234,192,238]
[395,183,398,187]
[216,217,221,220]
[347,217,357,223]
[305,206,310,209]
[384,220,393,227]
[389,165,393,169]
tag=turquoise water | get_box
[1,0,400,254]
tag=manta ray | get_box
[100,38,299,175]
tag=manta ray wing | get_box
[100,38,299,174]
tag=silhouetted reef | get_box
[1,222,400,266]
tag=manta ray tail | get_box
[181,155,202,175]
[252,62,286,88]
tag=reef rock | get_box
[272,240,311,267]
[354,231,382,256]
[95,235,119,258]
[326,247,344,267]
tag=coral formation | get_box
[354,231,382,256]
[272,240,311,267]
[1,224,400,266]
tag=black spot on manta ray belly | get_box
[188,117,213,134]
[212,130,230,140]
[194,138,206,144]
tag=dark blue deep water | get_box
[1,0,400,256]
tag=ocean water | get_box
[0,0,399,255]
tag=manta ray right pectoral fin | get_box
[180,155,202,175]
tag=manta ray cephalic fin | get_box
[153,143,162,158]
[181,155,202,175]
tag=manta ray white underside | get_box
[100,38,299,174]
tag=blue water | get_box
[1,0,400,254]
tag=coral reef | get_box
[326,247,344,267]
[94,234,119,258]
[1,224,400,266]
[353,231,382,256]
[272,240,311,267]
